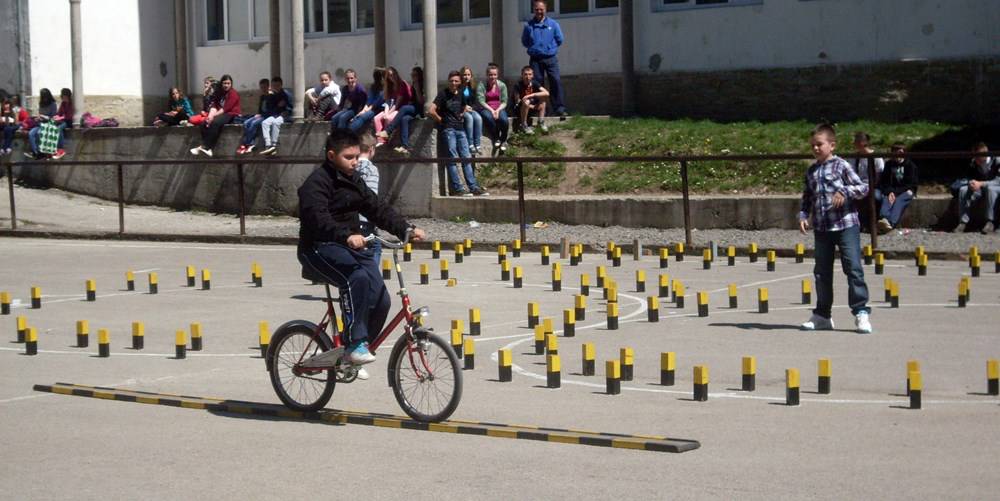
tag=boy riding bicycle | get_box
[298,129,426,369]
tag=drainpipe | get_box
[620,0,636,117]
[69,0,84,122]
[291,0,305,120]
[422,0,436,115]
[269,0,280,78]
[175,0,189,94]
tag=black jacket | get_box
[964,157,998,182]
[878,159,919,196]
[298,161,409,247]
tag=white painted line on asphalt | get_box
[0,368,225,405]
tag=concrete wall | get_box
[12,120,437,218]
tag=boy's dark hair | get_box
[271,76,283,84]
[447,70,462,80]
[320,71,332,79]
[259,78,269,86]
[973,141,988,151]
[812,123,836,141]
[326,128,362,153]
[853,132,870,144]
[890,142,906,151]
[521,65,533,73]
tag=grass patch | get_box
[477,131,567,190]
[566,118,957,194]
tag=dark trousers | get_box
[530,55,565,113]
[479,108,509,144]
[201,113,234,149]
[298,242,390,345]
[156,112,188,126]
[1,125,15,149]
[813,225,870,318]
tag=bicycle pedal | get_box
[301,346,345,369]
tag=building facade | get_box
[2,0,996,126]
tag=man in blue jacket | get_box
[522,1,566,119]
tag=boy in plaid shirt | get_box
[799,123,873,334]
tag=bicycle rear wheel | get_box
[269,325,336,412]
[390,332,462,422]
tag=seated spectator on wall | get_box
[374,66,412,148]
[190,74,241,157]
[258,76,292,156]
[49,88,74,159]
[330,69,367,131]
[460,65,483,156]
[188,76,218,127]
[512,66,549,135]
[25,87,58,160]
[952,142,999,234]
[430,71,488,197]
[237,78,273,154]
[346,68,385,134]
[385,66,424,155]
[477,63,509,153]
[305,71,341,120]
[153,87,194,127]
[0,99,21,155]
[875,143,918,234]
[848,132,884,185]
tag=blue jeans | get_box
[56,122,69,148]
[479,108,509,144]
[530,55,565,113]
[28,126,41,154]
[330,109,356,130]
[348,110,376,134]
[387,105,417,148]
[957,183,999,223]
[441,127,480,194]
[1,125,15,149]
[241,116,264,146]
[813,225,870,319]
[878,191,913,227]
[297,242,389,345]
[463,110,482,148]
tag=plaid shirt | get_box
[799,155,869,232]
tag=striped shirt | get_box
[799,155,869,232]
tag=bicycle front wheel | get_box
[390,333,462,422]
[269,325,336,412]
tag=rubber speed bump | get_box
[606,360,622,395]
[30,286,41,309]
[757,288,769,314]
[131,321,144,350]
[432,240,441,259]
[527,302,540,328]
[25,327,37,355]
[693,365,709,401]
[748,242,759,263]
[190,322,203,351]
[77,320,89,348]
[659,247,669,269]
[85,280,96,302]
[148,272,158,294]
[34,383,700,453]
[801,279,812,304]
[0,291,9,315]
[647,296,659,323]
[582,342,596,376]
[987,360,998,396]
[258,321,270,358]
[660,352,675,386]
[728,284,738,308]
[697,292,709,317]
[186,265,196,287]
[563,309,575,337]
[786,368,800,406]
[741,356,756,391]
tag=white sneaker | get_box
[346,342,376,365]
[190,146,201,156]
[202,147,213,157]
[855,312,872,334]
[801,314,834,331]
[356,367,370,380]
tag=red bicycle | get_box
[266,230,462,422]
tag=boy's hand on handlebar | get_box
[347,234,366,249]
[411,228,426,242]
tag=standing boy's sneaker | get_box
[877,218,892,234]
[982,222,995,234]
[855,312,873,334]
[259,145,277,156]
[522,125,534,135]
[346,341,376,365]
[472,188,489,196]
[23,151,37,160]
[801,314,834,331]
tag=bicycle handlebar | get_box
[363,225,415,250]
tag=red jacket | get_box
[221,89,241,116]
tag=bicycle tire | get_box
[390,332,463,422]
[268,325,336,412]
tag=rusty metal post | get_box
[6,164,15,230]
[236,163,246,236]
[867,155,878,249]
[117,164,125,234]
[680,160,692,246]
[517,161,526,243]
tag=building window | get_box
[305,0,375,34]
[520,0,618,19]
[653,0,762,12]
[405,0,491,27]
[204,0,270,43]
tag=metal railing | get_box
[3,151,995,249]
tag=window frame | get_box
[651,0,763,13]
[518,0,619,21]
[201,0,271,46]
[400,0,492,31]
[303,0,376,38]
